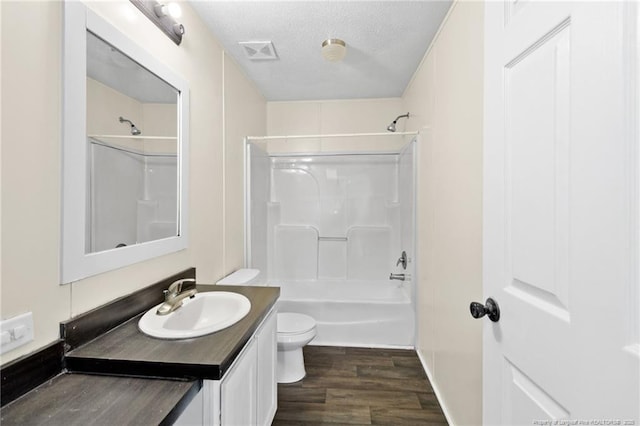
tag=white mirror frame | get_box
[61,2,189,284]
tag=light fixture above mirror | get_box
[130,0,185,45]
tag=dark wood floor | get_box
[272,346,448,425]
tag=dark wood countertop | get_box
[65,285,280,380]
[0,373,200,426]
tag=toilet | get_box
[276,312,316,383]
[216,269,317,383]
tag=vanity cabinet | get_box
[182,308,276,426]
[57,283,279,426]
[255,309,277,426]
[220,337,258,425]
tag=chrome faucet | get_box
[156,278,197,316]
[389,273,406,281]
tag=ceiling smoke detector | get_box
[239,41,278,60]
[321,38,346,62]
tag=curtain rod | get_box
[246,131,418,141]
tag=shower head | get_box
[119,116,142,136]
[386,112,410,132]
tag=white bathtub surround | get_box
[245,136,417,349]
[275,279,414,348]
[89,140,177,252]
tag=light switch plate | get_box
[1,312,34,354]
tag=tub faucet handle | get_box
[390,273,406,281]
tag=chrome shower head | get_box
[386,112,410,132]
[119,116,142,136]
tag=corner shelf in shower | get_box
[88,134,177,157]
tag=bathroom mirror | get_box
[61,3,189,283]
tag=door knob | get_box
[396,251,407,270]
[469,298,500,322]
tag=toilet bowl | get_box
[216,269,318,383]
[277,312,316,383]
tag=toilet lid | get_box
[277,313,316,335]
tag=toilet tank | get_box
[216,269,264,286]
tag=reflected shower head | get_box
[386,112,410,132]
[119,116,142,136]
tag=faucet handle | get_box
[167,278,196,295]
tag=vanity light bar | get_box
[129,0,184,46]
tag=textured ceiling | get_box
[190,1,452,101]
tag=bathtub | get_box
[267,279,415,348]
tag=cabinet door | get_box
[220,338,257,426]
[256,311,277,426]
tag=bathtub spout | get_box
[389,273,405,281]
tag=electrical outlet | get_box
[1,312,34,354]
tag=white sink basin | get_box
[138,291,251,339]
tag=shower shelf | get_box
[89,135,178,157]
[247,131,418,140]
[318,236,348,241]
[88,134,177,140]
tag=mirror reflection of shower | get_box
[386,112,410,132]
[119,116,142,135]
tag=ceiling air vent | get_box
[239,41,278,60]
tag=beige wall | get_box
[403,2,484,425]
[87,78,177,154]
[87,77,179,139]
[223,53,267,273]
[143,104,178,138]
[1,1,264,363]
[87,78,144,137]
[265,98,405,152]
[267,98,403,135]
[1,1,71,360]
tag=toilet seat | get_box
[277,313,316,335]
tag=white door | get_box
[483,1,639,424]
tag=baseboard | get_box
[416,348,456,426]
